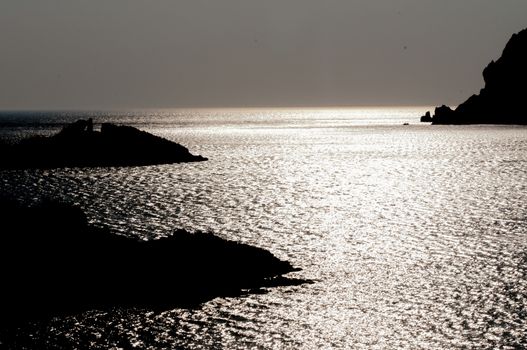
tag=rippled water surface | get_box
[1,108,527,349]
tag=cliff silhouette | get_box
[0,199,306,325]
[422,28,527,124]
[0,119,207,169]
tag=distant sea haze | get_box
[1,108,526,349]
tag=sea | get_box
[0,107,526,349]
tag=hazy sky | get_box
[1,1,526,109]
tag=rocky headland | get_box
[0,119,207,169]
[421,28,527,124]
[0,199,306,325]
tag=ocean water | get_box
[1,107,526,349]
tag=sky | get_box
[0,1,526,110]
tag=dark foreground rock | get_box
[0,199,306,325]
[422,28,527,124]
[0,119,207,169]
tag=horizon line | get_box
[0,105,438,113]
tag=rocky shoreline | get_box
[0,199,307,325]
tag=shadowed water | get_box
[1,108,526,349]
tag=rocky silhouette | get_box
[420,111,432,122]
[0,119,207,169]
[421,28,527,124]
[0,199,306,325]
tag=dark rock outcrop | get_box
[0,199,306,325]
[420,111,432,122]
[422,28,527,124]
[0,119,207,169]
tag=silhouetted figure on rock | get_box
[59,118,93,136]
[421,28,527,124]
[0,119,207,169]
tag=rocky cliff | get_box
[422,28,527,124]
